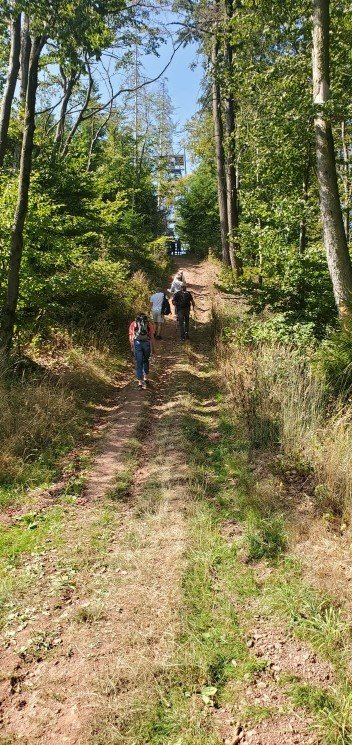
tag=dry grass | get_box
[0,328,127,489]
[216,304,352,519]
[0,376,77,484]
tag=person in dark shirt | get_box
[172,284,195,341]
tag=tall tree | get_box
[223,0,242,276]
[211,37,230,265]
[0,13,21,167]
[312,0,352,316]
[0,32,45,352]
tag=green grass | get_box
[291,682,352,745]
[0,505,64,624]
[106,435,144,503]
[0,507,63,564]
[111,501,260,745]
[244,510,287,561]
[264,565,351,665]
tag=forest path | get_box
[0,259,328,744]
[0,259,214,743]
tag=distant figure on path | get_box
[172,284,195,341]
[176,238,182,254]
[150,287,166,339]
[170,270,185,299]
[167,239,175,256]
[129,313,155,389]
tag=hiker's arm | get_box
[129,327,134,353]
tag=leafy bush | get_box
[217,248,337,338]
[244,511,287,561]
[175,164,221,257]
[314,322,352,396]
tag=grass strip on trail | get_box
[114,319,352,744]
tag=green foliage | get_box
[175,164,221,258]
[314,323,352,396]
[244,511,287,562]
[241,249,337,337]
[0,118,168,342]
[218,248,337,338]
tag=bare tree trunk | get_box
[0,14,21,167]
[0,35,45,353]
[312,0,352,315]
[61,61,93,156]
[223,2,242,277]
[341,120,350,244]
[55,67,79,146]
[299,152,311,254]
[211,42,230,266]
[20,13,31,107]
[86,106,112,172]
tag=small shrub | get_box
[314,322,352,396]
[244,511,287,561]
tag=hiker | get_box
[170,270,185,299]
[150,287,168,339]
[129,313,155,389]
[172,283,195,341]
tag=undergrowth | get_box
[215,302,352,519]
[0,260,167,505]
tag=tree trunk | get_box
[61,62,93,156]
[211,41,230,265]
[341,120,350,244]
[0,35,45,353]
[55,67,79,146]
[223,2,243,277]
[312,0,352,315]
[0,14,21,167]
[20,14,31,107]
[299,152,311,254]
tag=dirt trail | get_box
[0,259,334,745]
[0,259,213,744]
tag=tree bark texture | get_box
[0,14,21,167]
[312,0,352,315]
[0,35,45,353]
[20,14,31,107]
[211,41,230,266]
[55,67,80,146]
[341,120,350,244]
[223,2,242,277]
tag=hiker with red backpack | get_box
[172,284,195,341]
[129,314,156,389]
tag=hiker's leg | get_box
[178,310,185,339]
[142,341,151,378]
[134,341,143,383]
[184,311,190,337]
